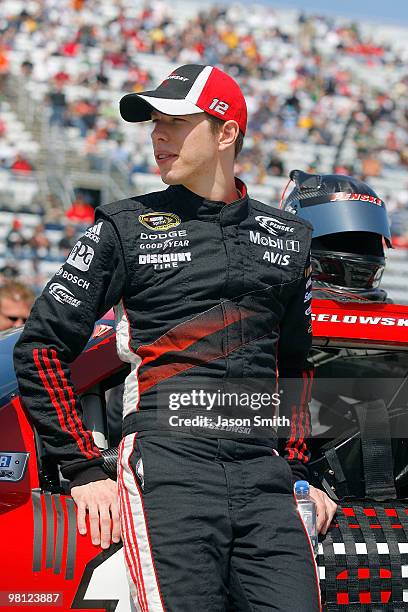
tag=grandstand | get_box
[1,0,407,301]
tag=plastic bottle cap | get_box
[294,480,310,494]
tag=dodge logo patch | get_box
[139,212,181,231]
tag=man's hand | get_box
[71,479,120,549]
[309,485,338,535]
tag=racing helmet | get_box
[282,170,392,299]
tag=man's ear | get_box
[218,120,239,152]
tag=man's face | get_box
[150,111,220,190]
[0,297,30,331]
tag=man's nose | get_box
[151,123,169,142]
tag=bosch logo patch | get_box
[56,268,90,290]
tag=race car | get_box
[1,297,408,611]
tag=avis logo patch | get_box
[139,212,181,231]
[255,215,295,236]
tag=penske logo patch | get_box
[255,215,294,236]
[139,212,181,231]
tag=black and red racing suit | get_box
[14,179,321,610]
[14,179,313,488]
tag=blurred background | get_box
[0,0,408,302]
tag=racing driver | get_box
[14,64,336,610]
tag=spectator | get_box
[48,83,68,127]
[70,99,98,137]
[0,43,10,91]
[58,224,78,256]
[0,281,35,331]
[20,60,33,79]
[65,193,95,225]
[0,261,20,282]
[6,219,26,253]
[10,153,33,173]
[267,155,285,176]
[28,224,50,258]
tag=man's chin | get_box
[160,172,180,186]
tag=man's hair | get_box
[0,281,35,306]
[207,114,244,159]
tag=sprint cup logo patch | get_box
[139,212,181,231]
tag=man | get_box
[0,281,35,331]
[14,64,336,610]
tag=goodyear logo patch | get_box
[139,212,181,231]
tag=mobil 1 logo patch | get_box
[67,240,94,272]
[249,231,300,252]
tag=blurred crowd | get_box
[1,1,407,179]
[0,0,408,296]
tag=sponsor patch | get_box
[67,241,95,272]
[167,74,189,82]
[286,239,300,252]
[85,221,103,243]
[255,215,295,236]
[139,212,181,231]
[139,252,191,270]
[49,283,81,307]
[56,267,90,290]
[249,230,285,250]
[140,229,189,251]
[262,251,290,266]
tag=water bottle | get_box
[294,480,318,555]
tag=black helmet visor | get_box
[298,193,392,247]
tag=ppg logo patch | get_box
[67,240,95,271]
[139,212,181,231]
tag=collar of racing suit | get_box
[166,177,249,223]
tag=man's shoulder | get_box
[248,197,313,233]
[96,189,171,219]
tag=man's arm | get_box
[278,254,337,533]
[278,254,313,480]
[14,217,126,546]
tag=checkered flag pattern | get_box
[318,501,408,610]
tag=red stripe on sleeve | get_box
[49,349,100,459]
[34,348,97,460]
